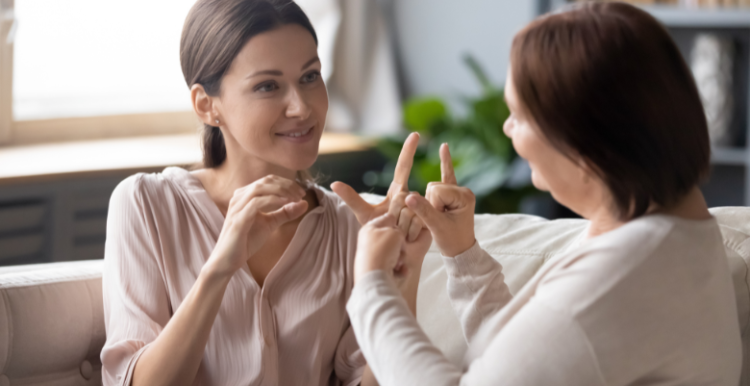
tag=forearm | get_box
[444,242,512,342]
[400,270,420,317]
[132,264,231,386]
[348,271,462,386]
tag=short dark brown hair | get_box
[180,0,317,168]
[511,2,710,220]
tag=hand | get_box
[354,213,404,283]
[332,132,425,242]
[205,175,309,277]
[405,143,476,257]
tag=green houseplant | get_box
[364,55,537,213]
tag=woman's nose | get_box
[503,117,514,138]
[286,88,311,120]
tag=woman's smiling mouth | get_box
[275,126,315,142]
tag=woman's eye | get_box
[254,81,278,93]
[301,71,320,84]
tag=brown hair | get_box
[180,0,317,169]
[511,2,710,220]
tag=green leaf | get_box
[403,98,448,132]
[463,54,494,95]
[472,92,509,126]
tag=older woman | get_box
[345,3,742,385]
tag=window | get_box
[0,0,396,145]
[3,0,197,145]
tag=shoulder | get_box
[536,215,726,312]
[586,215,723,265]
[109,168,186,216]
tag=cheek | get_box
[225,95,282,140]
[513,126,556,191]
[310,84,329,122]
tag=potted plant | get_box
[364,55,538,213]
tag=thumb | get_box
[331,181,372,224]
[405,194,442,232]
[265,200,308,228]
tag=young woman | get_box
[347,3,742,385]
[100,1,424,385]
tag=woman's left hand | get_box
[355,209,432,314]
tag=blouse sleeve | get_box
[100,175,171,386]
[442,241,513,342]
[346,271,605,386]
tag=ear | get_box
[191,84,220,126]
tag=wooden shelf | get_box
[645,6,750,28]
[711,146,748,166]
[0,132,372,186]
[549,2,750,27]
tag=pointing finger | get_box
[440,143,457,185]
[391,132,420,192]
[331,181,373,224]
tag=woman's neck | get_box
[193,153,312,217]
[584,186,710,239]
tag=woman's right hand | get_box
[405,143,476,257]
[205,175,309,277]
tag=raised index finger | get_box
[391,132,420,192]
[440,143,458,185]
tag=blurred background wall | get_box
[389,0,535,104]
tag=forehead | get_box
[504,70,517,107]
[229,24,318,74]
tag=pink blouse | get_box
[100,167,365,386]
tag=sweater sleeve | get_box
[100,176,172,386]
[346,270,605,386]
[442,241,513,342]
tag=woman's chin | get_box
[530,171,549,192]
[283,153,319,173]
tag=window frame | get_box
[0,0,197,146]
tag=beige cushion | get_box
[0,260,104,386]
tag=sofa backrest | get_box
[0,261,104,386]
[0,207,748,385]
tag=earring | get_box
[215,118,220,125]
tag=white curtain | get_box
[297,0,402,135]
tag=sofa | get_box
[0,207,748,386]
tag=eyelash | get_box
[254,81,278,93]
[252,70,321,93]
[302,71,321,84]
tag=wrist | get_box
[354,259,389,283]
[441,238,477,258]
[200,258,237,285]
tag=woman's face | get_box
[503,69,599,213]
[213,24,328,172]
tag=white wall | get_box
[390,0,536,106]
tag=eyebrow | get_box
[245,56,321,79]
